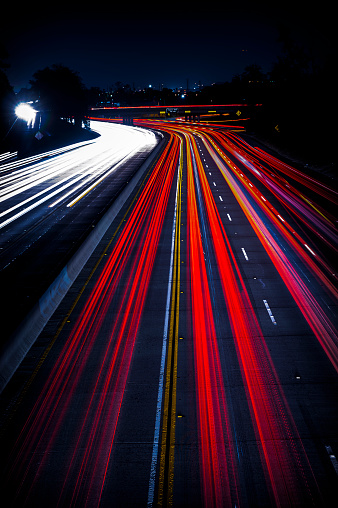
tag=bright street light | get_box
[15,103,37,127]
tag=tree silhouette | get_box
[30,64,87,126]
[0,44,15,145]
[241,64,267,84]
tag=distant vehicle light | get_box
[15,103,37,127]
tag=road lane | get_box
[0,122,156,232]
[0,121,159,366]
[187,130,324,506]
[202,132,338,373]
[1,118,337,507]
[1,129,180,507]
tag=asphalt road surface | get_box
[0,118,337,508]
[0,121,159,366]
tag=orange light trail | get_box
[211,130,338,255]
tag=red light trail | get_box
[186,133,240,507]
[200,132,338,374]
[1,117,336,507]
[187,131,320,506]
[5,133,179,507]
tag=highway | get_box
[0,117,337,507]
[0,121,159,362]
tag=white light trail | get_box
[0,122,157,231]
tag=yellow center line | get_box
[157,143,183,507]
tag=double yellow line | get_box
[157,145,183,507]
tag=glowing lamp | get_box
[15,103,37,127]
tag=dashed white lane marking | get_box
[325,446,338,475]
[304,243,316,256]
[209,172,212,175]
[263,299,277,325]
[213,182,216,186]
[219,196,223,201]
[227,213,232,221]
[241,248,249,260]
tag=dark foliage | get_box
[29,64,88,125]
[0,45,15,147]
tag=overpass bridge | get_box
[90,104,261,125]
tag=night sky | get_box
[2,1,333,92]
